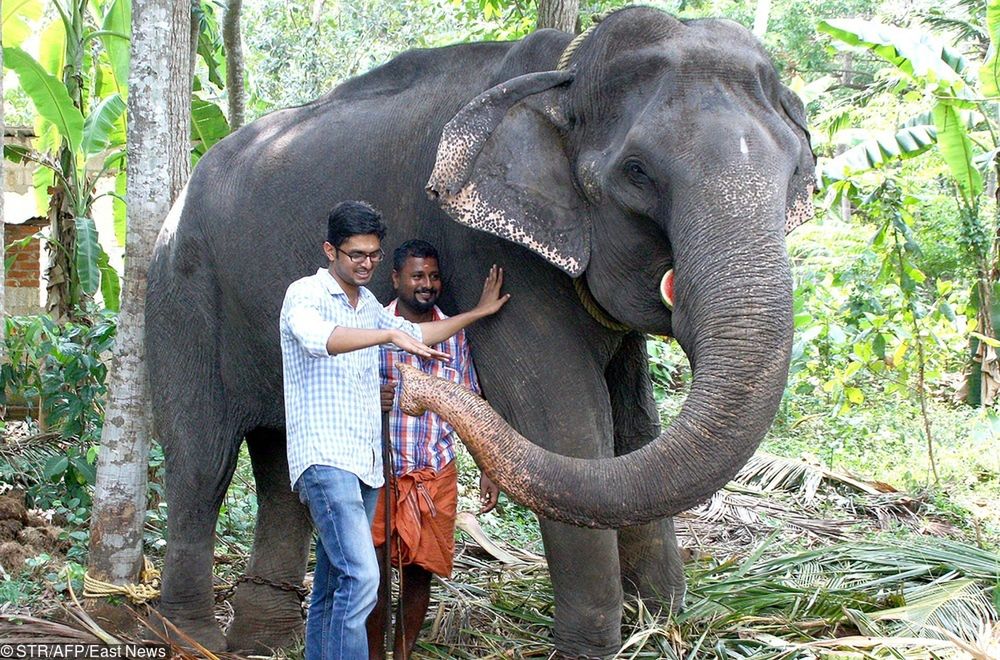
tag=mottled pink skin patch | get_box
[437,183,583,275]
[785,182,815,235]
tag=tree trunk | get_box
[190,6,200,87]
[536,0,578,33]
[752,0,772,38]
[224,0,245,129]
[88,0,192,584]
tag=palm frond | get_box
[872,576,997,642]
[735,453,826,500]
[0,431,72,485]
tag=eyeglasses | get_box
[336,247,384,264]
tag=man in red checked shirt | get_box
[366,240,499,659]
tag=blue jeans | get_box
[297,465,380,660]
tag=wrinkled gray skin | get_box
[146,7,813,657]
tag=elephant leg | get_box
[157,417,242,650]
[607,332,685,612]
[463,293,627,658]
[540,520,624,658]
[617,520,685,612]
[226,428,313,653]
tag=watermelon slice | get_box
[660,269,674,310]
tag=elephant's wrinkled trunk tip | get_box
[396,363,431,417]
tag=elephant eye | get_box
[623,158,651,185]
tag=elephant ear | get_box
[427,70,590,277]
[778,86,816,235]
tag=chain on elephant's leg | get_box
[226,429,313,653]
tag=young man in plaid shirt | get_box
[366,240,500,659]
[280,204,508,660]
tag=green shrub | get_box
[0,312,117,510]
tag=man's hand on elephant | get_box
[380,382,395,412]
[474,265,510,317]
[479,473,499,514]
[391,330,451,361]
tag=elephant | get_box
[145,6,814,658]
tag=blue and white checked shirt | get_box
[280,268,422,490]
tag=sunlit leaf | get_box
[892,340,909,365]
[113,167,127,247]
[99,0,131,95]
[97,249,120,311]
[821,125,937,185]
[872,578,996,641]
[932,101,983,207]
[981,0,1000,96]
[81,93,126,157]
[32,164,55,216]
[2,0,44,47]
[970,331,1000,348]
[74,217,101,295]
[38,14,67,78]
[4,47,84,153]
[818,19,971,91]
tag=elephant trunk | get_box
[398,195,793,529]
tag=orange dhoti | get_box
[372,461,458,578]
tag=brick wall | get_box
[5,223,42,288]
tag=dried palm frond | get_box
[0,431,71,484]
[736,453,826,501]
[871,576,997,641]
[735,452,896,500]
[802,633,970,658]
[0,614,102,643]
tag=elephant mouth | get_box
[659,269,675,310]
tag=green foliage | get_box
[0,313,117,509]
[191,97,231,165]
[2,1,129,313]
[647,338,689,401]
[194,0,226,89]
[3,46,85,153]
[240,0,547,119]
[787,186,967,422]
[3,0,231,314]
[817,8,1000,408]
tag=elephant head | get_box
[423,7,815,528]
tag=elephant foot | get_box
[146,609,226,652]
[226,614,304,654]
[622,577,685,616]
[551,620,620,660]
[225,580,306,654]
[549,651,613,660]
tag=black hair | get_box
[392,239,440,272]
[326,200,387,247]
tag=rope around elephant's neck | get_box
[572,276,631,332]
[557,22,632,334]
[557,22,598,70]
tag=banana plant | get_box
[817,6,1000,406]
[3,0,231,316]
[3,0,129,315]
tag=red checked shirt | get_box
[379,300,480,477]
